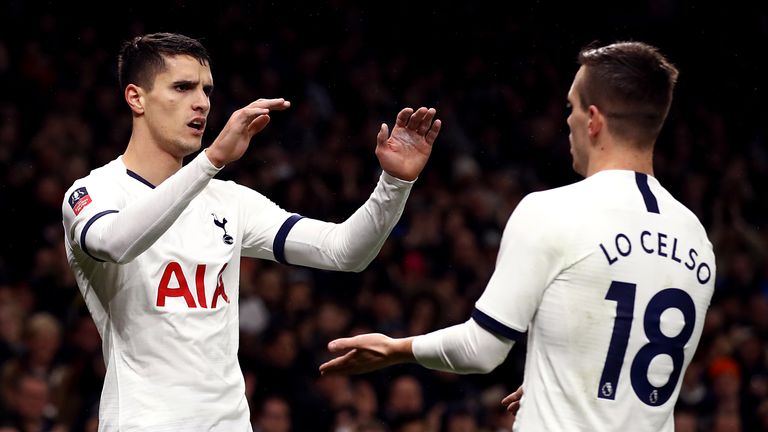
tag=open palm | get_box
[376,107,441,181]
[319,333,413,375]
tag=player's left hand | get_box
[375,107,441,181]
[319,333,414,375]
[502,384,524,415]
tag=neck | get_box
[122,135,184,186]
[586,139,654,177]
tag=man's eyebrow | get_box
[171,80,213,94]
[171,79,198,87]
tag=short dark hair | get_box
[577,41,678,145]
[117,32,211,91]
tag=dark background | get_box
[0,1,766,431]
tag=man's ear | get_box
[587,105,604,138]
[125,84,145,115]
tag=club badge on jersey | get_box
[68,187,92,215]
[212,213,234,245]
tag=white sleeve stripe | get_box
[277,172,412,272]
[80,209,119,261]
[471,308,526,341]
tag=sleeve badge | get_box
[68,187,92,215]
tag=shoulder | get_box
[69,158,123,186]
[61,159,126,228]
[654,183,710,238]
[206,178,259,196]
[203,179,289,227]
[513,179,589,215]
[63,159,123,205]
[502,180,597,248]
[505,187,573,236]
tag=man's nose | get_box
[193,89,210,113]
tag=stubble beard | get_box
[173,137,203,158]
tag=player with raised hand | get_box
[62,32,440,431]
[320,41,715,432]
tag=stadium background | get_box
[0,1,766,431]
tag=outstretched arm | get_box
[319,318,514,376]
[65,99,290,264]
[274,107,441,271]
[319,333,416,376]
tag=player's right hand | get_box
[319,333,415,375]
[206,98,291,168]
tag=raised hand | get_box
[206,98,291,167]
[319,333,414,375]
[376,107,441,181]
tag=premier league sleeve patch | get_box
[68,187,92,215]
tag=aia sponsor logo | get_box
[156,262,229,309]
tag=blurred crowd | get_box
[0,1,767,431]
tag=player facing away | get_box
[61,33,441,431]
[320,41,715,432]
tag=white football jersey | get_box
[62,155,295,431]
[474,170,715,432]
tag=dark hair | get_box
[577,41,679,145]
[117,32,211,90]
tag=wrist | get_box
[393,337,417,363]
[204,148,226,168]
[381,170,416,185]
[383,169,417,182]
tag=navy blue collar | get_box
[126,169,156,189]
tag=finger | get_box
[507,401,520,414]
[376,123,388,149]
[247,98,291,111]
[501,390,522,405]
[425,119,442,145]
[319,349,358,374]
[247,115,270,135]
[327,337,362,353]
[240,107,270,122]
[417,108,437,135]
[395,108,414,128]
[235,107,270,129]
[247,98,290,109]
[319,356,344,374]
[406,107,429,130]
